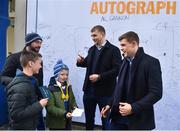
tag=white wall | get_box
[27,0,180,129]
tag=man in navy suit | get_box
[101,31,163,130]
[77,25,122,130]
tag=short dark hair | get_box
[20,50,42,67]
[119,31,139,44]
[91,25,106,35]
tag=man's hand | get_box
[101,105,110,118]
[89,74,100,83]
[119,102,132,116]
[77,54,84,64]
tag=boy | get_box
[6,50,48,130]
[46,59,77,130]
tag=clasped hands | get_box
[101,102,133,118]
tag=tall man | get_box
[0,32,45,130]
[101,31,163,130]
[77,25,122,129]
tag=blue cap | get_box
[25,32,43,46]
[53,59,69,78]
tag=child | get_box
[46,59,77,130]
[6,50,48,130]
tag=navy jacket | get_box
[111,47,163,130]
[77,41,122,96]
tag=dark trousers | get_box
[110,119,128,130]
[37,112,45,130]
[83,93,110,130]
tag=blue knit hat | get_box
[53,59,69,78]
[25,32,43,46]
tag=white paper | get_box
[71,108,84,117]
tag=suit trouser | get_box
[110,119,128,130]
[83,93,110,130]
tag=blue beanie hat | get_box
[53,59,69,78]
[25,32,43,46]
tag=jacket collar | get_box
[92,40,111,50]
[119,47,145,84]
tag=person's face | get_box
[91,30,105,45]
[57,69,69,83]
[29,40,42,52]
[31,57,42,74]
[120,39,137,58]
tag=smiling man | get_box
[0,32,45,130]
[101,31,163,130]
[0,33,43,86]
[77,25,122,130]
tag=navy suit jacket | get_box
[77,41,122,96]
[111,47,162,130]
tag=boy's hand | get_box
[73,106,78,109]
[66,112,72,118]
[39,98,48,107]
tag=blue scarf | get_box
[111,58,131,113]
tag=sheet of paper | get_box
[71,108,84,117]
